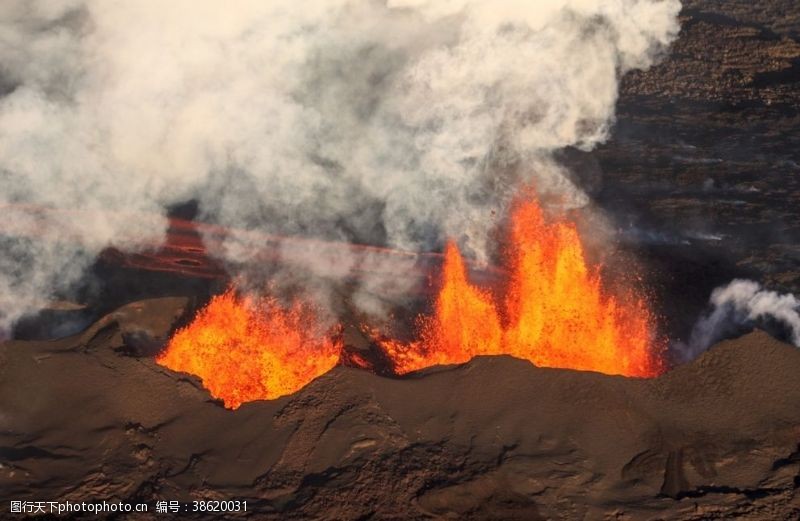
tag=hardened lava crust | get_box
[596,0,800,300]
[1,297,799,520]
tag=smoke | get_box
[679,279,800,361]
[0,0,681,334]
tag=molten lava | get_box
[381,196,662,377]
[156,289,341,409]
[379,242,503,372]
[159,193,660,407]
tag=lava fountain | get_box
[156,289,342,409]
[158,192,661,410]
[380,194,663,377]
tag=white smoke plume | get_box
[0,0,681,335]
[680,279,800,361]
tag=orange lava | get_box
[379,242,503,372]
[381,195,662,377]
[156,289,342,409]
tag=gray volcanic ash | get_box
[0,0,680,336]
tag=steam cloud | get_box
[0,0,681,335]
[681,279,800,361]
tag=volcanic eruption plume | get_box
[0,0,681,337]
[679,279,800,362]
[1,0,682,408]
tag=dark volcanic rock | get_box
[77,297,191,356]
[591,0,800,341]
[1,315,799,520]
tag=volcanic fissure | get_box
[156,189,663,409]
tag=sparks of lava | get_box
[156,289,342,409]
[380,194,662,377]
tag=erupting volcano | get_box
[156,289,342,409]
[380,193,662,377]
[162,190,661,411]
[6,1,800,518]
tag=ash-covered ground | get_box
[2,1,800,519]
[1,298,799,520]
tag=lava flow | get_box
[380,195,662,377]
[156,289,342,409]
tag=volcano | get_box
[2,0,800,519]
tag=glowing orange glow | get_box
[380,241,503,372]
[381,194,662,377]
[156,289,341,409]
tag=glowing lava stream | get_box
[380,196,662,378]
[156,290,341,409]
